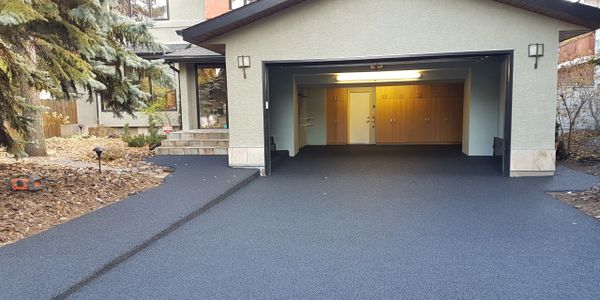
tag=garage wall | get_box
[304,87,327,146]
[211,0,583,174]
[269,77,327,154]
[268,68,295,156]
[465,57,502,156]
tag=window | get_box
[117,0,169,21]
[197,66,228,129]
[230,0,256,10]
[101,68,178,112]
[139,73,178,111]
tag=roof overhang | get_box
[182,0,307,48]
[182,0,600,48]
[494,0,600,31]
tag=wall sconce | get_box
[237,55,251,79]
[528,43,544,69]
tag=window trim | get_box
[195,64,229,129]
[229,0,256,10]
[119,0,170,21]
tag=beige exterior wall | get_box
[209,0,584,175]
[150,0,205,43]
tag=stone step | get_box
[161,139,229,148]
[155,146,228,156]
[167,130,229,141]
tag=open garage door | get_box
[262,51,513,176]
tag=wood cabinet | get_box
[326,87,348,145]
[375,83,463,144]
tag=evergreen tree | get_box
[0,0,170,155]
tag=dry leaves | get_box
[555,130,600,221]
[0,136,171,247]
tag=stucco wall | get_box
[210,0,583,174]
[149,0,205,43]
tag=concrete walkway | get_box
[68,146,600,299]
[0,156,258,299]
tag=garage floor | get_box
[73,146,600,299]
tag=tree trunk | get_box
[21,41,47,157]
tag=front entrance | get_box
[348,90,373,144]
[196,65,228,129]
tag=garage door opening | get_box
[263,51,513,176]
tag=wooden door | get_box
[376,83,463,144]
[427,84,445,143]
[326,87,348,145]
[392,85,405,143]
[336,88,348,144]
[376,86,394,143]
[403,85,428,143]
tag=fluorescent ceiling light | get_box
[336,70,422,82]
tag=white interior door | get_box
[348,92,371,144]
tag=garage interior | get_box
[265,53,512,175]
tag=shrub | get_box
[127,135,147,148]
[146,134,166,149]
[87,142,126,161]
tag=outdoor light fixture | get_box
[336,70,422,83]
[528,43,544,69]
[93,146,105,173]
[237,55,251,79]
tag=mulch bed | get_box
[0,136,171,247]
[554,130,600,220]
[0,163,164,247]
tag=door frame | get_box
[263,50,514,176]
[195,63,229,130]
[347,87,375,145]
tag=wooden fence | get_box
[41,99,78,138]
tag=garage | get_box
[264,52,512,175]
[180,0,600,177]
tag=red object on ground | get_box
[2,175,44,192]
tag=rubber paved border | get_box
[52,171,259,299]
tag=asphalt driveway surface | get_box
[71,146,600,299]
[0,156,258,299]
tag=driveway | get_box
[0,156,258,300]
[69,146,600,299]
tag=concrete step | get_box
[155,146,228,156]
[167,130,229,141]
[161,139,229,148]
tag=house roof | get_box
[163,44,224,63]
[181,0,600,46]
[135,43,224,63]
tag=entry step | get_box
[155,146,228,156]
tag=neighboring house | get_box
[557,0,600,130]
[165,0,600,177]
